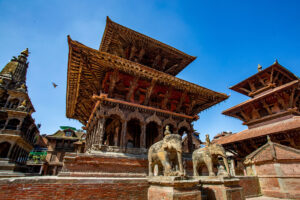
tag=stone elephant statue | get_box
[148,134,184,176]
[192,143,230,177]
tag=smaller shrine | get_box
[213,61,300,199]
[244,136,300,199]
[214,61,300,158]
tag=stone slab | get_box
[148,176,201,200]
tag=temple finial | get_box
[257,64,262,72]
[274,59,278,64]
[21,48,29,57]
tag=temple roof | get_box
[99,17,196,76]
[223,79,300,116]
[230,62,298,97]
[213,116,300,145]
[66,37,228,123]
[244,137,300,165]
[46,129,84,140]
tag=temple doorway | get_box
[178,126,189,136]
[127,119,141,148]
[146,122,159,148]
[0,142,11,158]
[103,115,122,146]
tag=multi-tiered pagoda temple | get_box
[214,61,300,158]
[62,17,228,177]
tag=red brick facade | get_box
[0,177,148,200]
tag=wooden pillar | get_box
[159,126,164,140]
[3,119,9,130]
[7,142,15,158]
[17,118,24,131]
[4,96,11,108]
[121,120,127,148]
[13,146,20,162]
[140,123,146,148]
[187,129,193,153]
[97,117,106,145]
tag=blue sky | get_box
[0,0,300,141]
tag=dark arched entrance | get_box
[6,119,20,130]
[0,142,11,158]
[103,115,122,146]
[178,126,189,136]
[127,119,141,148]
[146,122,159,148]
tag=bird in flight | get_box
[52,82,58,88]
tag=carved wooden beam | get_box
[273,71,280,83]
[144,78,157,105]
[161,88,172,109]
[80,72,98,95]
[270,67,274,83]
[240,110,250,122]
[262,99,272,115]
[161,58,169,71]
[276,93,287,109]
[76,106,90,120]
[165,63,178,74]
[187,99,196,115]
[93,94,197,120]
[276,68,295,81]
[129,45,137,61]
[84,56,100,92]
[80,88,93,100]
[233,113,244,121]
[289,87,296,108]
[239,87,251,95]
[108,69,119,97]
[137,48,145,62]
[176,91,187,112]
[257,75,266,86]
[293,92,300,107]
[152,54,161,68]
[251,104,261,119]
[248,80,256,92]
[126,76,139,102]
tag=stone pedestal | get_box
[148,176,201,200]
[197,177,244,200]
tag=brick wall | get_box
[237,176,261,198]
[0,177,148,200]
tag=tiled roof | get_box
[214,116,300,145]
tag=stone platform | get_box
[148,176,201,200]
[197,176,245,200]
[59,147,195,177]
[60,151,148,177]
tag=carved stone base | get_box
[59,151,148,177]
[148,176,201,200]
[197,177,244,200]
